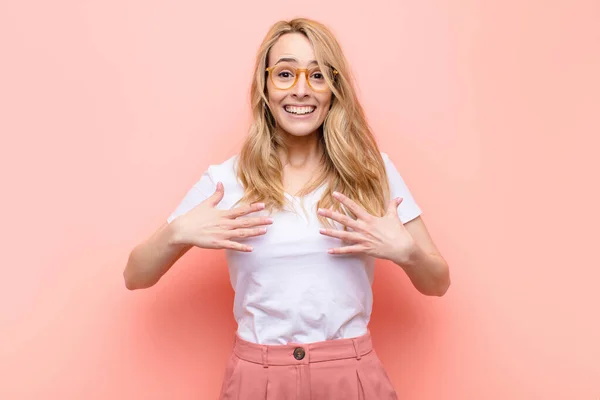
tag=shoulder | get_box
[378,150,412,186]
[204,153,239,183]
[379,151,395,169]
[206,154,238,179]
[380,151,390,161]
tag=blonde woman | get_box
[124,17,450,399]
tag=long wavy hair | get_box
[234,18,392,229]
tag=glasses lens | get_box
[270,64,331,92]
[271,64,296,90]
[308,68,328,92]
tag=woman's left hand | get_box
[318,191,418,264]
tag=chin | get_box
[275,115,324,137]
[280,125,319,136]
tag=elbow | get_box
[423,263,451,297]
[123,268,157,290]
[123,253,156,291]
[433,271,451,297]
[123,255,139,290]
[433,282,450,297]
[123,273,140,290]
[123,269,141,290]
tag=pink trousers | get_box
[218,329,399,399]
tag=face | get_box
[266,33,333,138]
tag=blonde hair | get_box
[234,18,392,229]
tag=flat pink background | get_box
[1,0,598,399]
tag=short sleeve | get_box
[381,152,422,224]
[166,168,216,224]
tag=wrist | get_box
[392,242,427,269]
[167,217,186,246]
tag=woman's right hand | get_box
[170,182,272,252]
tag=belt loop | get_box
[262,347,269,368]
[352,338,361,360]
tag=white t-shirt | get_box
[166,152,422,345]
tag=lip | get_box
[283,105,316,118]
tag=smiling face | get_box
[266,33,333,139]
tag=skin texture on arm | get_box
[392,216,451,296]
[123,220,192,290]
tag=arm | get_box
[123,165,216,290]
[391,216,451,297]
[123,219,191,290]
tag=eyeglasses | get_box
[265,64,338,92]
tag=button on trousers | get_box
[218,329,399,399]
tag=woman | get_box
[124,17,450,399]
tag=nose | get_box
[292,71,310,97]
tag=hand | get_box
[317,191,417,263]
[171,182,273,252]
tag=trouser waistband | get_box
[233,329,373,367]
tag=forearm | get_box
[391,245,451,297]
[123,220,192,290]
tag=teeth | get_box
[285,105,315,115]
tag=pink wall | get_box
[1,0,598,398]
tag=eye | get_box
[273,66,296,79]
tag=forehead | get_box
[268,33,316,66]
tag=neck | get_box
[277,129,323,168]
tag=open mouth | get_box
[284,105,316,115]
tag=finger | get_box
[332,191,372,221]
[229,216,273,229]
[387,197,404,217]
[317,207,361,231]
[319,227,362,242]
[208,182,225,206]
[224,227,268,240]
[227,202,266,219]
[221,240,253,252]
[327,244,367,255]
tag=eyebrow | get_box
[274,57,319,66]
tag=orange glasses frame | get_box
[265,66,339,92]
